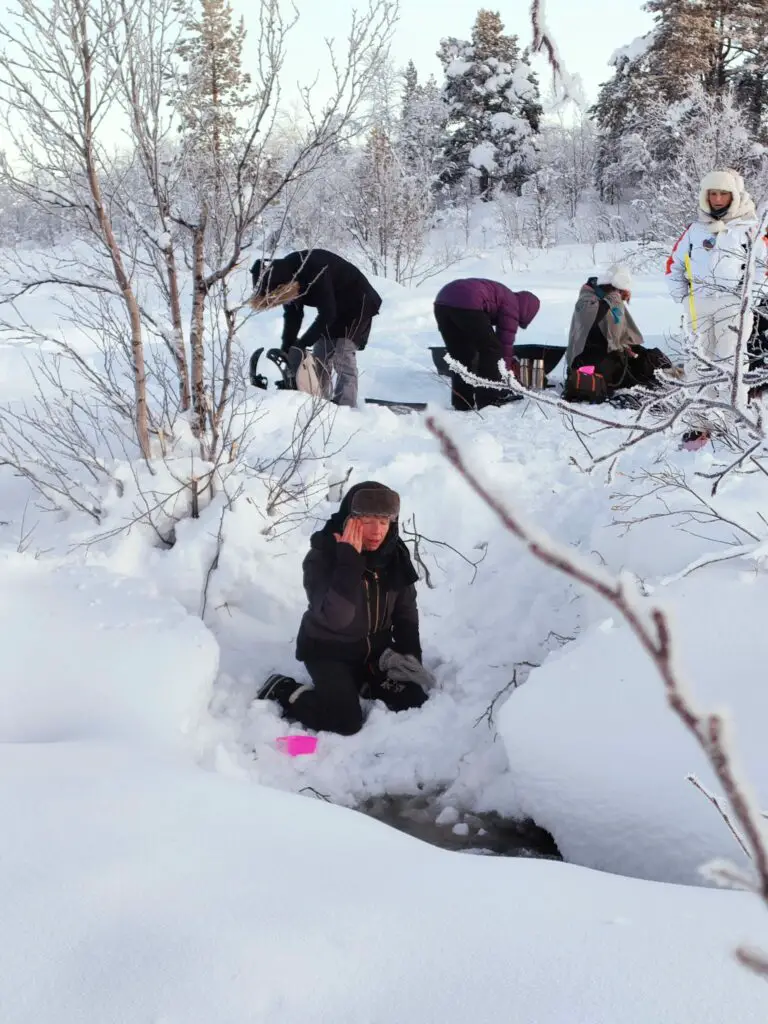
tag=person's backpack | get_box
[563,366,608,403]
[295,350,323,396]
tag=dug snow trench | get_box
[198,397,600,861]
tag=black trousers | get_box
[287,659,428,736]
[434,304,503,411]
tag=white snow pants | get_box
[686,294,749,409]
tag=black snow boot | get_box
[258,673,305,708]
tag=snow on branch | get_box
[529,0,582,105]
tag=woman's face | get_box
[355,515,391,551]
[708,189,732,211]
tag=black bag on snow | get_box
[599,346,673,392]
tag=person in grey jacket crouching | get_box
[258,481,435,735]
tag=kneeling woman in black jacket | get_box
[258,482,433,735]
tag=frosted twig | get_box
[201,499,231,621]
[659,543,758,586]
[400,515,488,586]
[474,661,539,729]
[687,773,751,860]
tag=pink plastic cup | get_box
[276,735,318,756]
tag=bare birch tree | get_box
[0,0,152,458]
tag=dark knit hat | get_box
[350,485,400,520]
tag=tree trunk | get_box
[164,243,191,411]
[211,286,236,464]
[78,4,150,460]
[189,209,209,442]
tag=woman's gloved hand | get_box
[379,649,437,690]
[506,355,520,377]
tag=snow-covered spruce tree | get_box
[643,0,716,99]
[173,0,251,183]
[591,32,660,200]
[732,0,768,140]
[399,61,448,182]
[594,0,768,199]
[438,9,542,199]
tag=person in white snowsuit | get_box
[665,169,766,441]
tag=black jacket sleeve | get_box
[297,271,338,349]
[391,583,422,660]
[282,302,304,350]
[303,542,365,631]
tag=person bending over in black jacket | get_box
[250,249,382,408]
[258,482,434,735]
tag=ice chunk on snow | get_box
[436,805,460,826]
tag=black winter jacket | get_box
[250,249,382,352]
[295,484,422,666]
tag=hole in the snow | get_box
[359,794,562,859]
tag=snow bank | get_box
[0,552,218,749]
[2,738,767,1024]
[499,565,768,885]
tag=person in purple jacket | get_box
[434,279,541,410]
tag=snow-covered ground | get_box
[1,549,767,1023]
[1,232,768,1020]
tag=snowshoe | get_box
[249,348,268,389]
[487,391,523,407]
[364,398,427,415]
[266,348,295,391]
[608,391,644,410]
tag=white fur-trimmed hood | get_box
[698,168,757,229]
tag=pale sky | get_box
[232,0,655,109]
